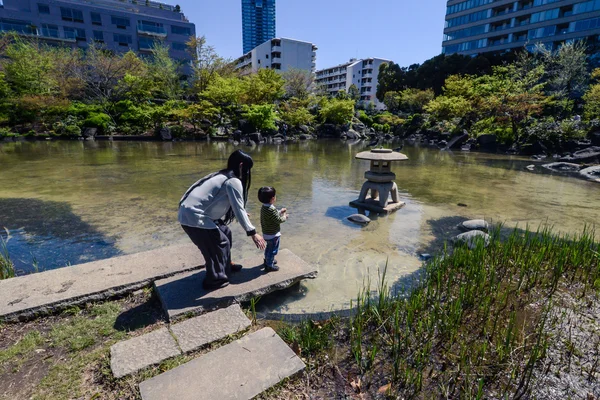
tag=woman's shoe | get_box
[202,280,230,291]
[230,263,243,273]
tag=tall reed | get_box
[348,225,599,398]
[0,228,15,280]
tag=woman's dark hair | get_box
[221,150,254,225]
[258,187,276,204]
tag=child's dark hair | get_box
[258,187,276,204]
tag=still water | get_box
[1,140,599,315]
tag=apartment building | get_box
[315,58,390,109]
[242,0,276,54]
[235,37,317,75]
[443,0,600,56]
[0,0,195,65]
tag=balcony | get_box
[271,45,282,52]
[271,57,281,63]
[137,23,167,38]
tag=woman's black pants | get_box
[182,223,232,286]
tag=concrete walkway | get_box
[0,244,204,321]
[139,328,305,400]
[154,249,318,322]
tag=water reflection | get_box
[1,140,599,314]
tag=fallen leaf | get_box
[378,383,391,394]
[350,377,362,393]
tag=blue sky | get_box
[174,0,447,69]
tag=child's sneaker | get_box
[264,264,279,272]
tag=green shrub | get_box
[82,113,112,134]
[357,110,373,126]
[319,98,355,125]
[0,127,15,138]
[64,125,81,137]
[242,104,277,132]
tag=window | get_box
[64,26,86,40]
[111,16,130,29]
[91,12,102,26]
[138,37,155,50]
[113,33,132,46]
[93,30,104,42]
[40,23,58,37]
[0,19,34,34]
[171,25,191,35]
[61,7,84,23]
[172,42,187,51]
[38,4,50,14]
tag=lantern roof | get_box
[355,148,408,161]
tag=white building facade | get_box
[315,58,391,109]
[235,37,317,75]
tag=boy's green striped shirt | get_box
[261,205,286,235]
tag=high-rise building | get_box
[0,0,195,65]
[443,0,600,56]
[235,37,317,75]
[242,0,276,54]
[315,58,391,110]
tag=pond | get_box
[1,140,599,316]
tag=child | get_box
[258,186,287,272]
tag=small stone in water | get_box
[347,214,371,226]
[419,253,432,261]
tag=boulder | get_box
[384,134,393,140]
[82,127,97,139]
[458,219,489,233]
[453,231,490,250]
[216,126,228,136]
[347,214,371,226]
[590,132,600,146]
[299,125,310,134]
[238,119,253,135]
[446,132,469,150]
[542,162,582,173]
[299,133,309,141]
[559,147,600,164]
[159,127,172,141]
[579,166,600,182]
[232,130,242,141]
[352,123,367,133]
[346,129,361,140]
[437,140,448,148]
[248,132,262,143]
[317,124,341,138]
[461,144,471,152]
[477,134,497,152]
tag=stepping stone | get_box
[170,304,251,353]
[110,327,181,379]
[139,328,305,400]
[0,244,204,321]
[458,219,490,233]
[154,249,317,322]
[454,230,490,250]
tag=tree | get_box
[398,88,434,114]
[176,100,219,131]
[279,98,315,127]
[242,68,285,104]
[149,42,181,100]
[243,104,277,132]
[348,84,360,101]
[583,69,600,120]
[202,75,245,108]
[187,36,234,93]
[319,98,355,125]
[282,68,314,99]
[3,38,59,96]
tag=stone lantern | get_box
[349,148,408,214]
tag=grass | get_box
[341,225,600,398]
[0,228,15,280]
[274,225,600,398]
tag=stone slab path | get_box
[139,327,305,400]
[154,249,318,322]
[0,244,204,321]
[110,304,251,378]
[111,327,180,379]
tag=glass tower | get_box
[242,0,276,54]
